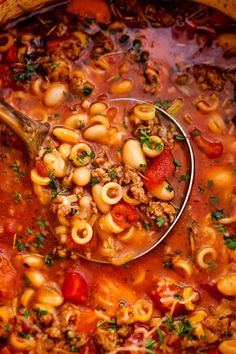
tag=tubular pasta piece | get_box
[174,260,192,276]
[101,182,123,205]
[196,247,217,269]
[71,220,93,244]
[31,168,50,186]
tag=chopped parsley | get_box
[174,134,186,141]
[51,62,59,69]
[207,179,214,188]
[166,185,173,192]
[143,221,151,230]
[5,324,10,332]
[191,129,200,137]
[53,113,60,119]
[14,192,23,203]
[133,39,142,50]
[209,196,219,205]
[178,175,190,182]
[154,98,171,110]
[218,225,227,233]
[48,171,59,192]
[15,240,26,251]
[163,316,176,332]
[139,163,147,170]
[145,338,156,350]
[211,209,225,221]
[173,159,181,169]
[173,293,182,300]
[224,236,236,250]
[34,308,48,318]
[83,86,93,96]
[13,64,38,84]
[91,177,99,186]
[70,345,79,352]
[44,255,53,267]
[177,319,194,338]
[208,260,216,269]
[77,150,95,164]
[108,170,116,179]
[232,169,236,175]
[19,331,30,339]
[139,129,162,150]
[198,186,205,193]
[23,309,29,318]
[155,217,165,228]
[37,218,46,228]
[33,232,46,248]
[156,327,164,344]
[25,228,33,235]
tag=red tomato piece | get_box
[62,272,88,305]
[5,45,18,63]
[67,0,111,24]
[36,160,49,177]
[190,129,223,159]
[0,64,16,89]
[206,349,219,354]
[111,202,140,228]
[152,281,186,316]
[0,247,17,300]
[144,148,175,190]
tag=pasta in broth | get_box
[0,0,235,353]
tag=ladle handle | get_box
[0,96,50,159]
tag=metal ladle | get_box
[0,96,194,264]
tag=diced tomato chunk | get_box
[0,64,16,89]
[0,246,17,300]
[5,44,18,63]
[190,129,223,159]
[36,160,49,177]
[144,148,175,190]
[62,272,88,305]
[152,281,186,316]
[111,202,140,228]
[67,0,111,24]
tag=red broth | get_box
[0,1,235,353]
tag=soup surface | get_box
[0,0,235,353]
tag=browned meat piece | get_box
[91,31,114,59]
[140,201,176,223]
[188,64,227,92]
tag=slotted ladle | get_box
[0,96,194,264]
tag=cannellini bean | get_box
[20,288,35,308]
[111,79,133,95]
[83,124,108,143]
[122,139,146,169]
[43,83,67,107]
[53,127,80,144]
[31,168,50,186]
[218,339,236,354]
[43,150,67,178]
[217,275,236,296]
[89,114,110,127]
[24,269,46,288]
[150,180,175,200]
[64,113,88,129]
[9,333,35,351]
[205,166,234,189]
[208,113,226,134]
[35,287,63,307]
[92,184,111,214]
[23,254,44,268]
[0,306,14,323]
[72,166,91,186]
[90,102,107,115]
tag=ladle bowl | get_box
[0,96,194,265]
